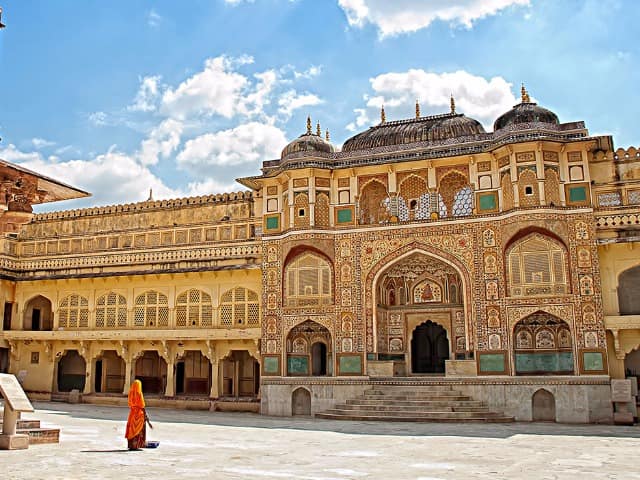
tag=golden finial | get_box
[521,83,531,103]
[450,94,456,114]
[316,121,321,136]
[306,115,312,135]
[381,105,386,124]
[325,129,330,142]
[415,99,421,118]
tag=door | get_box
[411,321,449,374]
[311,342,327,375]
[32,309,41,331]
[95,360,103,393]
[176,362,185,394]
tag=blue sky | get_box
[0,0,638,211]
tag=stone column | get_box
[164,357,175,397]
[209,359,219,398]
[122,356,133,395]
[83,358,92,394]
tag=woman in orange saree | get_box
[125,379,147,450]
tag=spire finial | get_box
[147,188,154,202]
[415,99,421,118]
[450,94,456,114]
[521,83,531,103]
[325,129,330,141]
[380,105,386,124]
[0,7,6,30]
[316,121,321,136]
[306,115,312,135]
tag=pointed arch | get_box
[359,180,389,225]
[293,192,310,228]
[544,168,561,206]
[284,250,333,307]
[315,192,330,228]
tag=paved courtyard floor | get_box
[1,402,639,480]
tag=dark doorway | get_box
[311,342,327,375]
[176,361,185,394]
[3,302,12,330]
[411,321,449,373]
[32,309,41,331]
[0,348,9,373]
[95,360,103,393]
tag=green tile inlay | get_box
[339,355,362,374]
[337,208,352,223]
[266,215,279,230]
[569,186,587,202]
[583,352,604,371]
[479,193,496,211]
[479,353,504,372]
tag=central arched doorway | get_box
[57,350,86,392]
[286,320,332,376]
[411,321,449,373]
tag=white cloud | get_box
[338,0,530,37]
[137,118,184,166]
[177,122,287,172]
[224,0,253,4]
[277,90,323,118]
[128,75,162,112]
[183,178,244,196]
[161,55,254,119]
[31,137,56,149]
[147,9,162,27]
[348,69,517,131]
[88,111,109,126]
[294,65,322,80]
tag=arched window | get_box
[359,181,389,225]
[294,193,310,229]
[506,233,568,297]
[95,292,127,328]
[518,169,540,207]
[439,171,469,217]
[134,290,169,327]
[544,168,561,206]
[315,192,330,228]
[452,186,474,217]
[618,265,640,314]
[58,294,89,329]
[285,252,332,307]
[219,287,259,327]
[501,173,514,211]
[176,289,213,327]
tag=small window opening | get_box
[298,208,306,217]
[525,186,534,196]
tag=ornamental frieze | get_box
[507,304,574,328]
[359,233,473,275]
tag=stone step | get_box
[346,397,474,405]
[315,412,514,423]
[364,390,462,397]
[367,386,457,394]
[362,394,471,401]
[334,403,492,413]
[0,417,42,430]
[322,408,505,418]
[17,427,60,444]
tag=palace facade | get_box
[1,87,639,421]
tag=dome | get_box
[281,119,335,160]
[342,112,486,153]
[493,86,559,131]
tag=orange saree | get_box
[125,380,146,450]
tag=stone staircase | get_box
[315,384,514,423]
[0,411,60,444]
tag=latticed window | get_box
[134,290,169,328]
[219,287,260,327]
[506,234,568,297]
[176,289,213,328]
[285,252,332,307]
[95,292,127,328]
[452,186,473,217]
[58,294,89,329]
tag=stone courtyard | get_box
[1,402,639,480]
